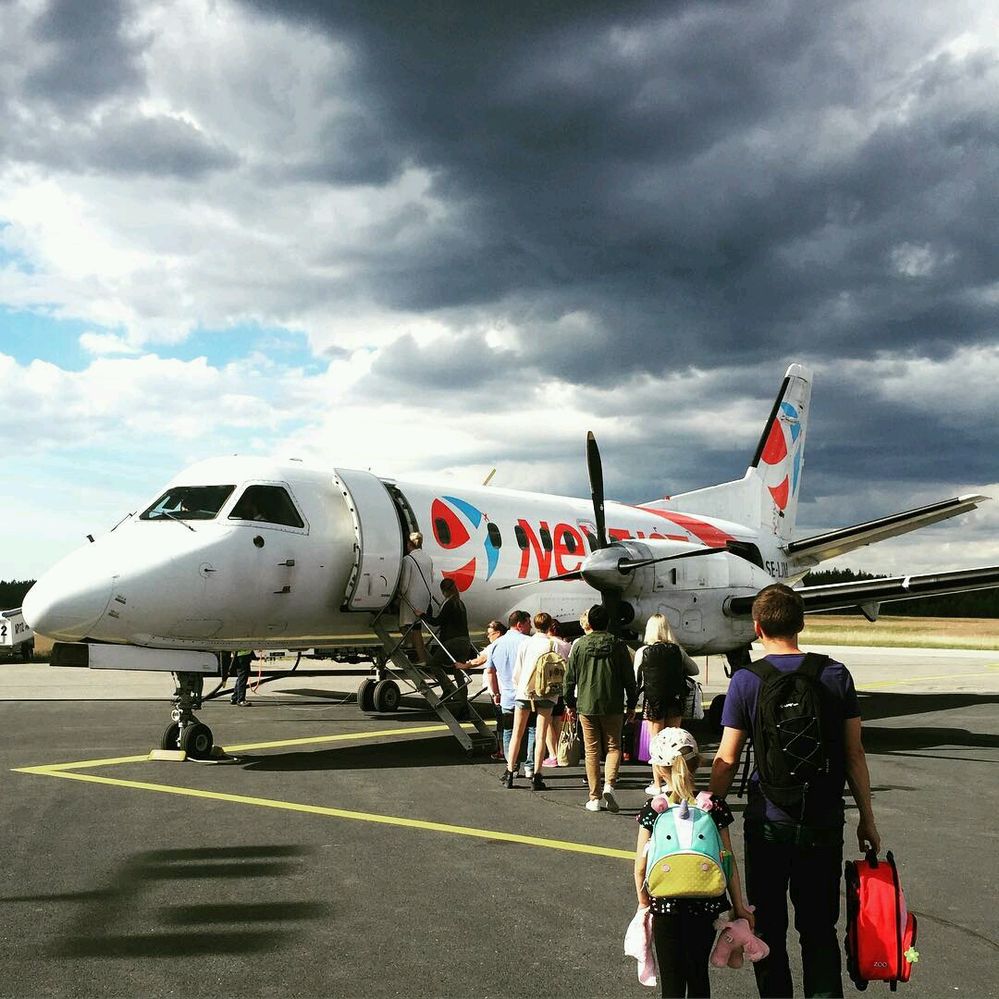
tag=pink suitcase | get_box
[634,718,654,763]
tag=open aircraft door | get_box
[333,468,405,611]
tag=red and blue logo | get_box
[430,496,500,592]
[760,401,802,511]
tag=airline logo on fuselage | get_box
[431,496,499,592]
[429,498,736,591]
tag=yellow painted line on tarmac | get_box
[12,722,634,861]
[860,670,999,690]
[17,724,459,772]
[13,765,634,861]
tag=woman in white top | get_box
[634,612,699,796]
[503,611,564,790]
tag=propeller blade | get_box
[617,546,725,572]
[496,571,584,591]
[586,431,608,550]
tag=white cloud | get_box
[79,331,140,355]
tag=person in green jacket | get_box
[564,603,638,812]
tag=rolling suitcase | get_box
[633,718,653,764]
[844,850,918,991]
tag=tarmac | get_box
[1,644,997,998]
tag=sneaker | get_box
[602,785,619,813]
[584,799,605,812]
[542,756,558,768]
[523,767,534,780]
[490,750,505,761]
[645,783,661,796]
[531,774,547,791]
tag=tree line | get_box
[0,580,34,609]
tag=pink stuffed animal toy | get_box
[710,913,770,969]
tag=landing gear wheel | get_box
[160,722,181,750]
[372,678,401,713]
[357,678,376,712]
[180,722,214,760]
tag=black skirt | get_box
[643,695,683,723]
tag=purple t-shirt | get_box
[721,653,861,827]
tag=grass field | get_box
[802,614,999,650]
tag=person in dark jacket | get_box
[419,578,473,707]
[564,603,638,812]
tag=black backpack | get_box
[746,653,831,813]
[641,642,687,702]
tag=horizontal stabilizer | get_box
[728,564,999,617]
[787,494,990,564]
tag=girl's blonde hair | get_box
[666,752,701,805]
[643,612,676,646]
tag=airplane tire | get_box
[181,722,214,760]
[372,679,401,713]
[357,678,376,712]
[160,722,181,750]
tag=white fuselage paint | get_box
[24,456,789,657]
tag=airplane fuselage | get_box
[24,455,785,657]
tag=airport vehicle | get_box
[22,364,999,757]
[0,607,34,661]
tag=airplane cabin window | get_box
[539,527,553,552]
[514,525,528,550]
[229,485,304,528]
[140,485,235,521]
[434,517,452,546]
[561,528,579,554]
[487,522,502,548]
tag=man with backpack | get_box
[564,603,638,812]
[710,583,880,998]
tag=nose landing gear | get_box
[160,672,216,760]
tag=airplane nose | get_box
[22,571,114,641]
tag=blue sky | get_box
[2,0,998,584]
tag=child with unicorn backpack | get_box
[629,728,760,997]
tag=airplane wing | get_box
[728,564,999,621]
[786,494,990,563]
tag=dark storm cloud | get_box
[368,331,518,393]
[242,0,999,378]
[86,113,240,178]
[25,0,145,108]
[4,110,238,179]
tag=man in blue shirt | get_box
[710,584,880,998]
[484,610,534,772]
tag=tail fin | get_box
[651,364,813,546]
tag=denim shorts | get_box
[515,698,556,711]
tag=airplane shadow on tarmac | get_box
[856,691,999,762]
[238,733,492,772]
[3,845,328,959]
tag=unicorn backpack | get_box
[644,799,731,898]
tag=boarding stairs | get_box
[369,615,496,755]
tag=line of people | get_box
[399,537,880,997]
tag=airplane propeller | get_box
[498,432,728,634]
[586,431,608,551]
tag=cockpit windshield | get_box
[140,485,236,521]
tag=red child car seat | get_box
[844,850,918,991]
